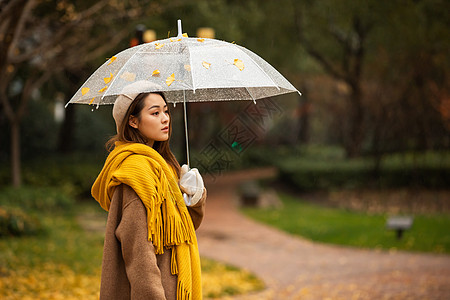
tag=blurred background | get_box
[0,0,449,299]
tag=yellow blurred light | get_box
[143,29,156,43]
[196,27,215,39]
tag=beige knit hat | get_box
[112,80,162,132]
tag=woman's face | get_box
[129,93,170,146]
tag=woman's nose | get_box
[162,114,169,123]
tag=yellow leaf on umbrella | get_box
[89,97,95,105]
[98,86,108,93]
[166,73,175,86]
[107,56,117,65]
[234,59,244,71]
[104,72,113,84]
[184,64,191,71]
[81,87,90,95]
[202,61,211,69]
[197,38,205,43]
[182,33,188,38]
[120,71,136,82]
[152,69,160,76]
[155,43,164,49]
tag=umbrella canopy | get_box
[65,20,299,107]
[66,20,300,167]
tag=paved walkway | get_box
[197,168,450,300]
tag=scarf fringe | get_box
[177,281,192,300]
[171,246,178,275]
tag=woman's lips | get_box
[162,126,169,132]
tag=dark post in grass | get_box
[386,216,414,240]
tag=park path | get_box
[197,168,450,300]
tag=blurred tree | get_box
[290,0,449,157]
[365,0,450,155]
[292,0,376,157]
[0,0,169,186]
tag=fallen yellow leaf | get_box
[234,59,244,71]
[104,72,113,84]
[98,86,108,93]
[155,43,164,49]
[184,65,191,72]
[81,87,90,95]
[197,38,205,43]
[152,69,160,76]
[202,61,211,69]
[89,98,95,105]
[107,56,117,65]
[166,73,175,86]
[182,33,188,38]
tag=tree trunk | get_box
[11,119,21,187]
[345,84,365,158]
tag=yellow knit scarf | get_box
[91,142,202,300]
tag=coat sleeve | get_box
[115,194,167,300]
[187,188,207,230]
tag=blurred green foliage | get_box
[0,206,42,237]
[245,145,450,190]
[0,186,75,212]
[0,153,104,199]
[0,184,77,236]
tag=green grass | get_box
[242,194,450,254]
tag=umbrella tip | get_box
[177,19,182,38]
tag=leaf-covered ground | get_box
[0,203,264,299]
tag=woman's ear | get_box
[129,115,139,129]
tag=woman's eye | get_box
[165,110,169,114]
[152,111,159,116]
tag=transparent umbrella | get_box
[66,20,300,166]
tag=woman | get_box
[91,81,206,300]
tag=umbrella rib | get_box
[65,61,109,107]
[243,86,257,103]
[234,45,281,91]
[185,41,197,93]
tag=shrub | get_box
[275,149,450,191]
[0,155,103,199]
[0,206,42,237]
[278,158,374,191]
[0,186,75,212]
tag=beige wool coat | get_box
[99,184,206,300]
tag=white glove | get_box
[180,164,204,206]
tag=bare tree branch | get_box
[0,0,25,21]
[292,2,346,81]
[6,0,36,61]
[9,0,110,63]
